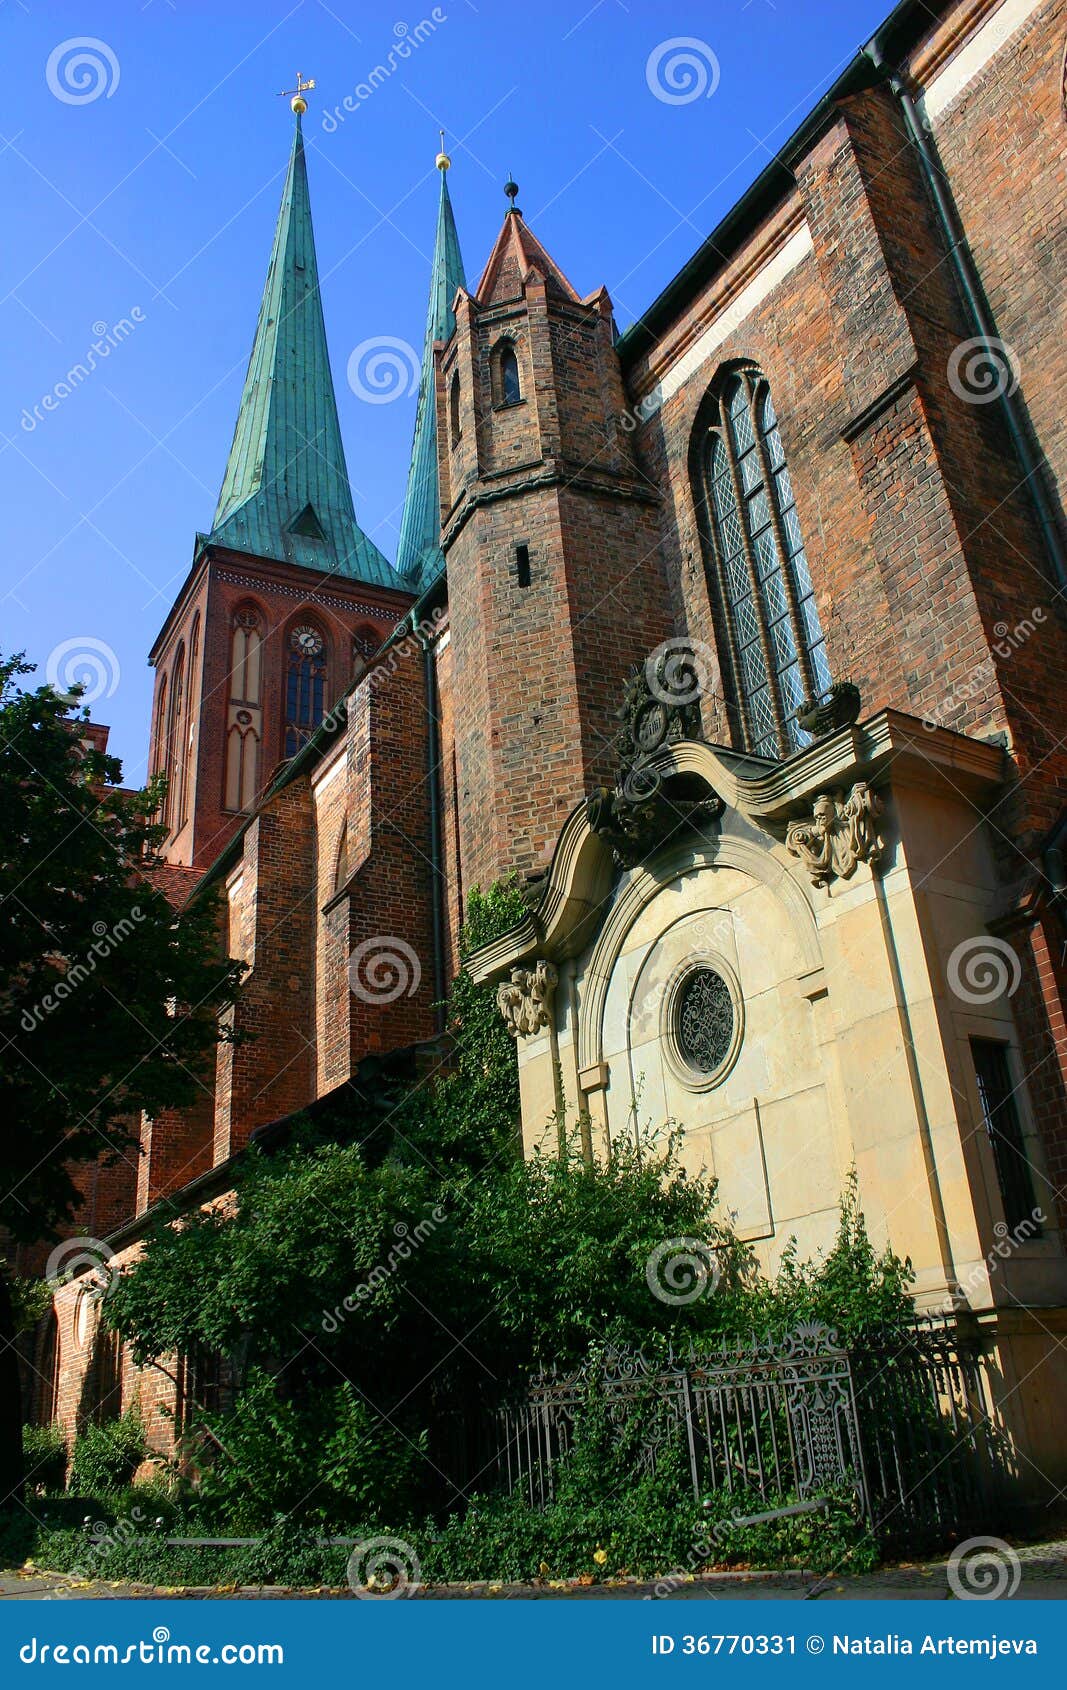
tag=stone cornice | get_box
[465,709,1006,986]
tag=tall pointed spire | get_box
[396,141,466,588]
[210,110,395,587]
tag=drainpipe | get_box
[863,39,1067,594]
[412,602,447,1035]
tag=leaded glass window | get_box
[284,623,327,758]
[703,371,831,758]
[676,967,734,1075]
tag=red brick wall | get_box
[213,779,316,1158]
[442,255,673,890]
[148,549,410,873]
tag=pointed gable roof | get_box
[396,163,466,589]
[474,206,581,307]
[210,115,395,588]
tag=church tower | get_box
[147,100,412,872]
[396,138,466,590]
[438,185,674,890]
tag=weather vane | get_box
[278,72,315,115]
[436,128,451,171]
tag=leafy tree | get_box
[0,654,244,1502]
[104,871,915,1538]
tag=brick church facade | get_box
[28,0,1067,1502]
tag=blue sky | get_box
[1,0,891,776]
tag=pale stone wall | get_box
[509,731,1066,1319]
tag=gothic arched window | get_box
[285,621,328,758]
[493,339,521,406]
[179,612,200,831]
[700,369,831,759]
[163,644,185,831]
[153,675,168,786]
[225,604,263,814]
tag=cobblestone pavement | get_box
[2,1544,1066,1601]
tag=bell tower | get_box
[438,184,673,890]
[146,89,411,871]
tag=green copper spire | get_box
[396,148,466,587]
[210,113,395,587]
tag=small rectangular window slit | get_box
[515,544,532,588]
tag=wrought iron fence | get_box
[496,1316,1000,1545]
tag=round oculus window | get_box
[675,966,735,1075]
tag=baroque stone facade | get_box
[25,0,1067,1506]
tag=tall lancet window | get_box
[284,621,327,758]
[225,605,263,813]
[164,644,185,831]
[179,612,200,831]
[700,369,831,759]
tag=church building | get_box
[35,0,1067,1506]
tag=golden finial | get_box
[278,72,315,116]
[435,128,451,171]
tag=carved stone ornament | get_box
[586,649,723,869]
[795,680,862,739]
[785,782,884,887]
[497,959,558,1039]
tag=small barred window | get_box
[675,967,735,1075]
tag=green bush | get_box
[22,1424,67,1493]
[69,1409,146,1495]
[190,1370,427,1530]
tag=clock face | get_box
[291,625,324,657]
